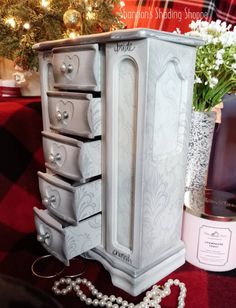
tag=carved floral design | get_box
[79,141,101,179]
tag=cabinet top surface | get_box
[33,28,203,51]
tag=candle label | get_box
[197,225,232,266]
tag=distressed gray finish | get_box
[34,28,202,296]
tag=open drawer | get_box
[42,131,101,182]
[47,91,101,139]
[52,44,100,91]
[38,171,101,225]
[34,208,102,266]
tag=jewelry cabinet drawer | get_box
[52,44,100,91]
[47,91,101,139]
[34,208,102,266]
[42,131,101,182]
[38,171,102,225]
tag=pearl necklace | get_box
[52,277,187,307]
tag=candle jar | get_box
[182,189,236,271]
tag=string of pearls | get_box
[52,277,187,308]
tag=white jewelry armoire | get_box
[33,29,202,296]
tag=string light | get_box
[5,17,16,28]
[120,1,125,8]
[86,11,95,20]
[23,22,30,30]
[69,31,79,39]
[41,0,49,8]
[86,5,95,20]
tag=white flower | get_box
[185,30,202,38]
[209,77,219,88]
[212,37,219,44]
[195,77,202,84]
[217,49,225,57]
[184,19,236,110]
[220,31,236,46]
[173,28,181,34]
[215,50,224,67]
[232,63,236,73]
[215,59,223,66]
[221,21,227,30]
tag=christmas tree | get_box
[0,0,125,71]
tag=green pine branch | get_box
[0,0,125,71]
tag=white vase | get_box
[185,110,216,190]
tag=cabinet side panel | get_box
[141,39,196,267]
[117,58,138,250]
[105,40,148,268]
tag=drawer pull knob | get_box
[63,111,69,119]
[60,63,67,73]
[49,153,61,163]
[42,195,56,206]
[60,63,73,74]
[37,232,50,243]
[56,111,62,121]
[56,110,69,121]
[67,64,73,73]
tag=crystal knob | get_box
[49,153,61,163]
[37,232,50,243]
[60,63,67,73]
[67,64,73,73]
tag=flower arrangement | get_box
[178,20,236,112]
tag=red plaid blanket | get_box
[0,97,44,234]
[123,0,236,32]
[0,98,236,308]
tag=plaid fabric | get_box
[0,235,236,308]
[0,98,235,307]
[216,0,236,25]
[123,0,235,33]
[0,97,44,234]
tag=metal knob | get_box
[49,153,61,163]
[42,195,56,207]
[56,111,62,121]
[56,110,68,121]
[63,111,69,119]
[60,63,67,73]
[37,232,50,243]
[67,64,73,73]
